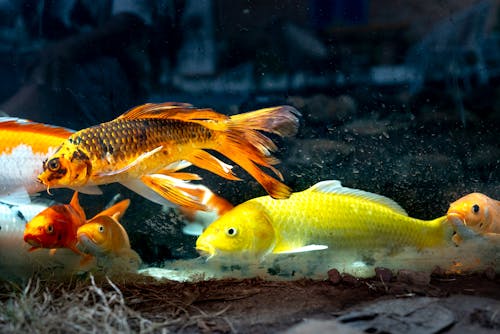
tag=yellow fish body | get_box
[196,180,453,259]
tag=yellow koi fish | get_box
[196,180,453,259]
[37,102,300,212]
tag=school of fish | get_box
[0,100,497,279]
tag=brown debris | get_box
[397,269,431,286]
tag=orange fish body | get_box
[23,191,86,255]
[447,193,500,234]
[37,102,300,210]
[0,117,74,201]
[23,192,131,258]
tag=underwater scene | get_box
[0,1,499,333]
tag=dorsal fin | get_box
[69,192,86,220]
[117,102,229,122]
[307,180,408,216]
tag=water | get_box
[0,1,498,283]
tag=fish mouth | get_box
[195,242,216,260]
[24,235,42,247]
[447,212,467,225]
[76,234,103,256]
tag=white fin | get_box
[308,180,408,216]
[164,160,192,172]
[119,179,175,207]
[0,187,31,205]
[73,185,103,195]
[96,146,163,177]
[182,223,205,236]
[182,210,219,236]
[275,244,328,254]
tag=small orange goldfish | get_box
[447,193,500,234]
[23,192,130,258]
[76,215,141,272]
[37,102,300,211]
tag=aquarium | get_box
[0,1,499,333]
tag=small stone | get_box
[341,273,360,286]
[431,265,446,277]
[397,269,431,286]
[375,267,393,282]
[483,267,496,280]
[327,268,342,285]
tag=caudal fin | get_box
[216,106,300,198]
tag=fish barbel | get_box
[196,180,453,259]
[37,102,300,210]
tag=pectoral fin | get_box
[96,146,163,177]
[273,244,328,254]
[141,174,207,211]
[120,179,174,207]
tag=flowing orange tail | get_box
[214,106,300,199]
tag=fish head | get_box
[77,216,115,256]
[23,205,76,249]
[195,201,275,259]
[38,143,91,189]
[447,193,492,232]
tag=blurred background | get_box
[0,0,498,264]
[0,0,498,126]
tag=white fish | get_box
[0,117,101,205]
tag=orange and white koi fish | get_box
[37,102,300,211]
[447,193,500,234]
[0,117,100,204]
[77,214,141,272]
[23,192,130,261]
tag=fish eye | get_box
[472,204,480,214]
[98,225,105,233]
[47,158,61,172]
[226,227,237,237]
[47,225,54,233]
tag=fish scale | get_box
[255,192,447,251]
[63,118,213,181]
